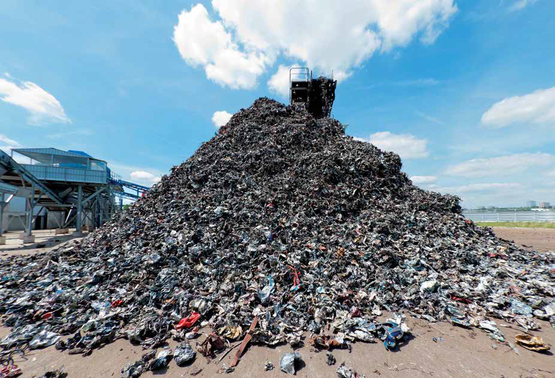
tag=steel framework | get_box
[0,148,151,239]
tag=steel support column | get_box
[98,197,104,226]
[0,193,5,235]
[76,185,83,232]
[25,196,34,236]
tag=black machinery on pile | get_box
[289,67,337,118]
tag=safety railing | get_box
[21,164,108,184]
[463,211,555,222]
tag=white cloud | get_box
[47,128,93,140]
[508,0,536,12]
[0,74,70,125]
[481,87,555,128]
[410,175,437,184]
[173,4,272,89]
[130,170,161,184]
[438,182,521,194]
[212,110,232,128]
[267,63,301,98]
[547,170,555,177]
[174,1,457,89]
[111,163,164,187]
[358,131,429,159]
[414,109,446,126]
[445,153,555,178]
[0,134,21,154]
[0,134,20,147]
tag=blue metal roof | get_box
[12,148,106,165]
[14,148,91,158]
[68,150,92,157]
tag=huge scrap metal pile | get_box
[1,98,554,375]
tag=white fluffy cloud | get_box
[0,134,21,154]
[173,5,271,89]
[508,0,536,12]
[130,170,161,184]
[267,63,301,98]
[111,163,164,188]
[358,131,429,159]
[212,110,232,128]
[174,1,457,89]
[481,87,555,128]
[0,74,70,124]
[445,153,555,178]
[410,175,437,184]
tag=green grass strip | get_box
[474,221,555,229]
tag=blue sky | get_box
[1,0,554,208]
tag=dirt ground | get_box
[0,227,553,378]
[492,227,555,252]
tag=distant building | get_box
[538,202,551,208]
[526,200,537,208]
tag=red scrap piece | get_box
[288,266,301,288]
[0,364,21,377]
[176,311,201,330]
[488,253,508,260]
[230,316,258,367]
[309,334,348,350]
[111,299,123,307]
[449,295,472,304]
[198,333,226,357]
[350,307,362,317]
[42,312,53,320]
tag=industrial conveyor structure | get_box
[289,67,337,118]
[0,148,150,241]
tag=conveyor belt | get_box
[0,150,64,205]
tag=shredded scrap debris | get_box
[0,99,553,376]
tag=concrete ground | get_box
[0,227,553,377]
[0,229,85,259]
